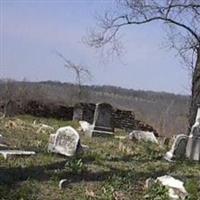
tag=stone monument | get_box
[186,106,200,161]
[88,103,114,137]
[48,126,81,156]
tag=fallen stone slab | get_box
[145,175,188,200]
[0,150,36,159]
[129,130,158,144]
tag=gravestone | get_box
[48,126,81,156]
[89,103,114,137]
[4,100,17,117]
[164,134,188,161]
[186,106,200,161]
[73,103,96,124]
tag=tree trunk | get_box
[189,48,200,130]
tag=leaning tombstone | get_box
[164,134,188,161]
[186,106,200,161]
[48,126,81,156]
[88,103,114,137]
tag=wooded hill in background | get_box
[0,80,189,136]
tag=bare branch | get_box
[55,50,92,99]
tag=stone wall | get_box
[0,100,158,135]
[24,100,73,120]
[112,109,158,136]
[0,100,73,120]
[113,109,135,130]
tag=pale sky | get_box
[0,0,191,95]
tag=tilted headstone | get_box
[186,107,200,161]
[164,134,188,161]
[48,126,80,156]
[89,103,114,137]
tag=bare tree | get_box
[55,51,92,101]
[87,0,200,131]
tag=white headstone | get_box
[48,126,80,156]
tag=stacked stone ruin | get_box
[0,100,158,135]
[73,102,158,135]
[113,109,135,131]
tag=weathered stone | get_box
[0,134,8,149]
[186,107,200,161]
[59,179,68,189]
[73,103,96,124]
[129,130,158,143]
[186,135,200,161]
[157,176,187,200]
[146,176,188,200]
[78,121,93,133]
[88,103,114,137]
[164,134,187,161]
[0,150,35,159]
[48,126,80,156]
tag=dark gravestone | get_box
[164,134,188,161]
[5,100,17,117]
[73,103,95,124]
[91,103,114,137]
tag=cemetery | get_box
[0,102,200,199]
[1,0,200,199]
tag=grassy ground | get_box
[0,115,200,200]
